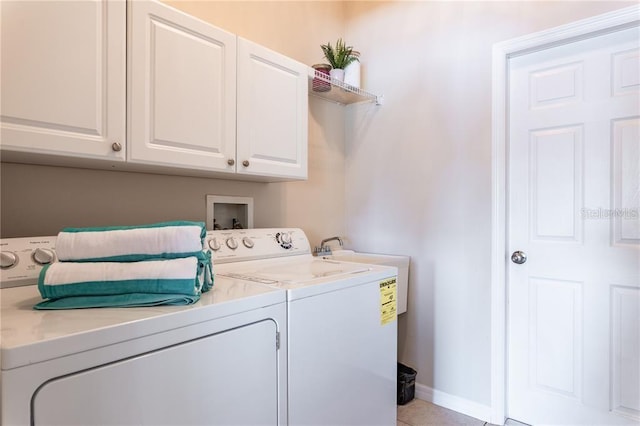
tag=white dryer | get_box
[0,236,288,425]
[208,228,398,426]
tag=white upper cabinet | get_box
[237,38,308,180]
[0,0,126,162]
[128,1,237,173]
[1,0,308,181]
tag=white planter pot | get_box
[329,68,345,82]
[344,61,360,88]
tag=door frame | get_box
[490,5,640,424]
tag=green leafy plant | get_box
[320,38,359,70]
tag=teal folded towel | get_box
[55,221,207,262]
[35,221,214,310]
[37,252,213,301]
[34,293,201,310]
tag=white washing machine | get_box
[0,236,288,425]
[207,228,398,426]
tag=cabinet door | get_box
[237,38,308,180]
[32,320,279,425]
[0,0,126,161]
[128,1,236,172]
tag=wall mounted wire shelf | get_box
[307,68,383,106]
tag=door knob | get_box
[242,160,250,167]
[511,251,527,264]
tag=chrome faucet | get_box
[315,236,343,256]
[320,236,343,248]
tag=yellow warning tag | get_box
[380,277,397,326]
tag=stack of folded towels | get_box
[35,221,213,310]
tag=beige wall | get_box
[0,1,347,249]
[343,0,635,410]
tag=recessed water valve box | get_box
[206,195,254,231]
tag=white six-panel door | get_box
[128,0,237,172]
[237,38,308,180]
[0,0,126,161]
[508,26,640,425]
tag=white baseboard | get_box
[414,382,492,423]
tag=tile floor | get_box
[397,399,498,426]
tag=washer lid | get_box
[220,259,371,285]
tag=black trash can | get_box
[397,362,417,405]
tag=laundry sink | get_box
[322,250,410,315]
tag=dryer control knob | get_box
[226,237,238,250]
[33,248,55,265]
[0,251,18,269]
[208,238,221,251]
[242,237,254,248]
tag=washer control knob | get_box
[208,238,221,251]
[226,237,238,250]
[242,237,254,248]
[33,248,55,265]
[275,232,293,249]
[0,251,18,269]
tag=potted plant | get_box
[320,38,359,82]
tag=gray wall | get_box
[0,96,345,248]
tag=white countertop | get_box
[0,278,285,370]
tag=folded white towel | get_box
[38,256,210,299]
[55,221,206,262]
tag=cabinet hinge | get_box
[276,331,281,350]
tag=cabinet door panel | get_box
[128,0,236,172]
[237,38,308,179]
[0,0,125,161]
